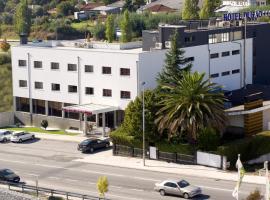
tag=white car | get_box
[10,131,35,143]
[0,130,12,142]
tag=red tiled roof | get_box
[81,3,104,11]
[146,4,176,12]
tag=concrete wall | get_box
[0,112,14,127]
[14,112,81,130]
[263,109,270,130]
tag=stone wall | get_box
[0,112,14,127]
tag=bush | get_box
[198,127,220,151]
[91,23,106,40]
[0,54,11,65]
[217,131,270,166]
[41,120,48,130]
[222,126,245,141]
[246,189,263,200]
[0,40,10,52]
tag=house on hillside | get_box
[216,0,267,13]
[145,4,177,14]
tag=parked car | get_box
[10,131,35,143]
[77,138,110,153]
[0,169,20,182]
[0,130,12,142]
[154,179,201,199]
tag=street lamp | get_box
[141,81,146,166]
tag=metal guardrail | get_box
[0,180,108,200]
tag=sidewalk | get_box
[34,132,266,185]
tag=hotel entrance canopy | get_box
[62,103,118,115]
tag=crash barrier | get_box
[0,180,108,200]
[113,144,195,165]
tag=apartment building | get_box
[11,41,166,132]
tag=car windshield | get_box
[177,180,190,188]
[1,169,14,175]
[80,140,91,145]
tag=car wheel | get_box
[32,135,35,139]
[90,148,94,153]
[159,189,166,196]
[3,138,7,143]
[19,139,23,143]
[105,143,110,148]
[13,177,20,183]
[183,193,190,199]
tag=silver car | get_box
[154,179,202,199]
[10,131,35,143]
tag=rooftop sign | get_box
[224,10,270,21]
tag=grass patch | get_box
[0,127,78,136]
[71,20,94,31]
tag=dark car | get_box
[77,139,110,153]
[0,169,20,183]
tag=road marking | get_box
[111,185,123,189]
[130,188,144,192]
[199,185,249,194]
[65,178,78,182]
[25,173,39,177]
[48,177,60,180]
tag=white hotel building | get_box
[11,20,270,133]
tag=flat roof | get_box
[63,103,118,115]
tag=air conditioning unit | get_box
[165,41,171,48]
[155,43,162,49]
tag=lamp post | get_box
[141,81,146,166]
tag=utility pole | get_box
[141,81,146,166]
[243,16,247,89]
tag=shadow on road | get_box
[81,146,112,154]
[164,194,210,200]
[13,138,41,144]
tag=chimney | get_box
[19,33,28,45]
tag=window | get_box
[18,60,26,67]
[85,87,94,95]
[232,69,240,74]
[68,85,77,93]
[232,31,242,40]
[221,32,229,42]
[102,66,111,74]
[121,91,131,99]
[222,71,230,76]
[185,57,194,62]
[185,36,195,43]
[68,64,77,71]
[103,89,112,97]
[34,81,43,89]
[120,68,130,76]
[19,80,27,87]
[51,62,59,70]
[209,34,217,44]
[232,50,240,55]
[210,53,219,59]
[34,61,42,68]
[51,83,60,91]
[222,51,230,57]
[210,73,219,78]
[164,182,178,188]
[85,65,94,73]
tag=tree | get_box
[14,0,32,36]
[120,90,160,142]
[41,120,48,130]
[0,38,10,52]
[103,0,116,5]
[155,71,227,142]
[123,0,133,12]
[200,0,221,19]
[56,1,74,16]
[157,31,192,88]
[105,14,114,43]
[120,10,132,43]
[182,0,199,20]
[97,176,109,199]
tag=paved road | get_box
[0,138,265,200]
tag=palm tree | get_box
[155,71,227,142]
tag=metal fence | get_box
[113,144,196,165]
[0,181,107,200]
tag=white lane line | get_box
[0,159,26,164]
[25,173,39,177]
[199,185,249,194]
[48,177,60,180]
[130,188,144,192]
[111,185,123,189]
[65,178,78,182]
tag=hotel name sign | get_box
[224,10,270,21]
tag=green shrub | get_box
[217,131,270,166]
[91,23,106,41]
[41,120,48,130]
[0,54,11,65]
[198,127,220,151]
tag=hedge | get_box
[217,131,270,165]
[109,129,194,155]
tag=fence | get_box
[113,144,196,165]
[0,181,107,200]
[196,151,227,169]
